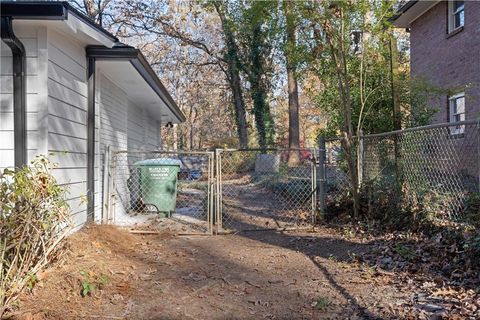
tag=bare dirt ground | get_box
[220,177,313,231]
[10,225,405,320]
[8,180,479,319]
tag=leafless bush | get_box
[0,156,72,317]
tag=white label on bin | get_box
[148,167,172,179]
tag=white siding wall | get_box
[1,25,163,229]
[98,74,129,223]
[0,25,45,169]
[98,75,161,224]
[146,115,160,150]
[46,29,88,228]
[94,72,102,221]
[99,75,128,152]
[127,100,160,150]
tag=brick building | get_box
[393,1,480,130]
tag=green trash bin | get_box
[133,158,182,217]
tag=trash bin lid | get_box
[134,158,182,166]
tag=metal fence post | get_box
[102,145,111,224]
[311,149,317,225]
[215,149,222,234]
[108,151,116,224]
[209,151,215,235]
[318,137,326,219]
[357,131,364,187]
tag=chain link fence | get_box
[323,139,352,212]
[109,151,214,234]
[322,120,480,221]
[216,149,317,232]
[106,120,477,234]
[363,120,479,220]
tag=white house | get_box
[0,1,186,228]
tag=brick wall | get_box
[410,1,480,123]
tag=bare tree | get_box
[119,1,249,148]
[70,0,112,27]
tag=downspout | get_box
[1,17,26,168]
[87,57,96,220]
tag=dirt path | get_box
[221,176,314,231]
[10,180,478,319]
[12,224,415,320]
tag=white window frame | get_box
[448,1,464,33]
[449,92,465,135]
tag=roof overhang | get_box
[1,1,117,47]
[391,1,440,28]
[1,1,185,124]
[87,45,186,124]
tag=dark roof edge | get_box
[0,1,118,42]
[389,0,418,22]
[86,44,139,59]
[86,45,186,123]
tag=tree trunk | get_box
[286,61,301,165]
[390,36,401,131]
[390,34,403,202]
[283,1,301,166]
[248,25,275,151]
[228,66,249,149]
[324,13,360,218]
[82,0,106,26]
[188,104,194,150]
[214,2,249,149]
[172,124,178,151]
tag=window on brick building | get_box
[448,1,464,33]
[449,92,465,135]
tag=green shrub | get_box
[0,156,72,316]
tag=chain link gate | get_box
[106,148,319,234]
[107,151,215,234]
[215,149,317,233]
